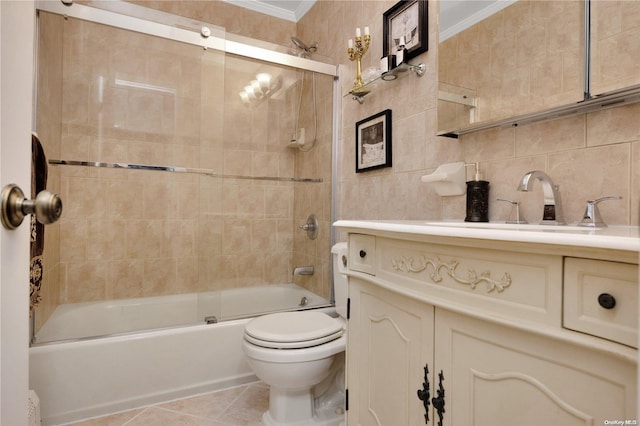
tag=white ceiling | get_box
[228,1,514,39]
[224,0,316,23]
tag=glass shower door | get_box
[33,4,226,343]
[203,51,335,323]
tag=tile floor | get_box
[67,382,268,426]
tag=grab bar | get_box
[49,159,323,183]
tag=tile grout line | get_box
[68,382,268,425]
[214,384,255,422]
[120,407,150,426]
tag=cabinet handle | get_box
[359,249,366,258]
[598,293,616,309]
[416,364,430,424]
[431,370,446,426]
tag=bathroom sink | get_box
[423,221,597,232]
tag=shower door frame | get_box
[35,1,338,77]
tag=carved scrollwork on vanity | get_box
[391,255,512,293]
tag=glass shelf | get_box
[344,62,426,104]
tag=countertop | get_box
[333,220,640,253]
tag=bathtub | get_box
[29,284,331,425]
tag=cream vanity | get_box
[334,220,639,426]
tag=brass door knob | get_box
[1,184,62,230]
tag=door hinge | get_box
[345,388,349,411]
[347,298,350,320]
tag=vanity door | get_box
[347,277,434,426]
[435,308,637,425]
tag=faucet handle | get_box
[578,196,622,228]
[497,198,528,224]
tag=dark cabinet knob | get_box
[598,293,616,309]
[359,249,366,258]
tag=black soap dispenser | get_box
[465,163,489,222]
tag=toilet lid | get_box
[244,311,344,349]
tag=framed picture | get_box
[356,109,392,173]
[383,0,428,62]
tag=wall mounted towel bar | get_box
[49,160,323,183]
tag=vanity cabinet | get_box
[435,309,635,426]
[340,228,638,426]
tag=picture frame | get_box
[355,109,392,173]
[383,0,428,62]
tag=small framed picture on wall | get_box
[383,0,428,62]
[355,109,392,173]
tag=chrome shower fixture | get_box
[291,36,317,58]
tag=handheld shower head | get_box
[291,36,317,57]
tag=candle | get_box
[364,26,369,36]
[348,39,353,49]
[398,36,405,47]
[356,27,361,37]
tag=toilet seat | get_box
[244,311,344,349]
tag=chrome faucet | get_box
[578,196,622,227]
[516,171,566,225]
[293,266,314,276]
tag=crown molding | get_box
[224,0,315,23]
[440,0,516,42]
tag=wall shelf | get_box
[345,62,426,104]
[437,83,640,138]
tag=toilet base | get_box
[261,385,344,426]
[261,355,345,426]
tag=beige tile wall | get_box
[292,70,335,299]
[55,17,223,304]
[295,1,640,234]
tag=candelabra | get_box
[347,27,370,96]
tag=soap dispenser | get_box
[465,163,489,222]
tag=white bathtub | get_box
[29,284,331,425]
[35,283,326,343]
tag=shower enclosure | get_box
[32,0,338,344]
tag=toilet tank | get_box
[331,242,349,318]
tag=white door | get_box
[0,1,35,425]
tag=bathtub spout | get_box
[293,266,314,276]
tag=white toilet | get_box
[241,243,349,426]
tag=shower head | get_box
[291,36,317,58]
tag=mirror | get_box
[437,0,585,135]
[589,1,640,96]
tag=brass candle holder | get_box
[347,33,371,96]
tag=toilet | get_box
[241,243,349,426]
